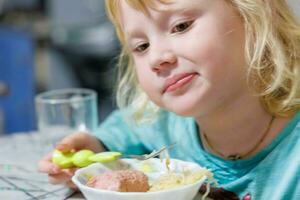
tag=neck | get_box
[196,95,277,159]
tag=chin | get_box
[155,102,195,116]
[168,105,201,117]
[163,97,205,117]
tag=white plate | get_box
[72,158,206,200]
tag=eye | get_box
[171,20,194,33]
[134,42,150,53]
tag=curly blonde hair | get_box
[105,0,300,122]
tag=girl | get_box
[39,0,300,199]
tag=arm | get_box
[94,109,149,155]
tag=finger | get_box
[48,174,67,185]
[38,152,61,174]
[62,168,78,177]
[56,132,90,152]
[48,172,72,185]
[66,180,78,190]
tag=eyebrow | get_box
[124,8,199,38]
[124,5,201,42]
[125,30,146,43]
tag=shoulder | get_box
[285,111,300,139]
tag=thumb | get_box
[55,132,90,152]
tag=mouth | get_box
[163,72,198,93]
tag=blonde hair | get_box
[105,0,300,122]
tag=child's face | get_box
[120,0,249,117]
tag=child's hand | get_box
[38,152,78,189]
[38,132,106,189]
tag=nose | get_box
[149,47,177,73]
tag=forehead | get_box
[118,0,202,29]
[121,0,202,13]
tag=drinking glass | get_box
[35,88,98,148]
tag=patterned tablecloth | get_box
[0,132,74,200]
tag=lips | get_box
[163,72,198,93]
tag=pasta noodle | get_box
[149,169,214,200]
[151,149,215,200]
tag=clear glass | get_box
[35,88,98,147]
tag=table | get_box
[0,132,207,200]
[0,132,76,200]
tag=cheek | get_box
[184,27,245,82]
[135,65,158,95]
[135,60,150,85]
[135,67,165,106]
[183,13,245,67]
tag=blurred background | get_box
[0,0,120,134]
[0,0,299,135]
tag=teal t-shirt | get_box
[95,110,300,200]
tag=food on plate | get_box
[86,166,212,193]
[86,169,150,192]
[81,147,213,195]
[149,169,212,192]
